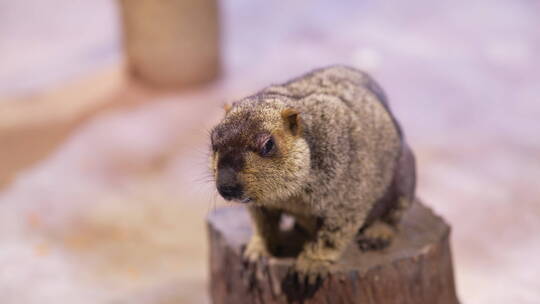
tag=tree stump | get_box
[207,200,460,304]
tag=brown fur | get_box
[210,66,416,283]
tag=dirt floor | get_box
[1,0,539,303]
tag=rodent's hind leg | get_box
[244,206,282,261]
[358,181,413,252]
[383,196,412,226]
[384,142,416,226]
[357,220,396,251]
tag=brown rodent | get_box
[210,65,416,283]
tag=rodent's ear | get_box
[281,108,302,136]
[223,103,232,113]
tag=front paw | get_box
[295,255,332,285]
[281,255,331,299]
[243,235,269,262]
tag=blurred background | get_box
[0,0,539,303]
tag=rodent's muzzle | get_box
[216,167,245,201]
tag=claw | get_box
[282,267,325,301]
[284,256,330,299]
[243,235,269,262]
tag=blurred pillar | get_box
[119,0,220,87]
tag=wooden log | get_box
[207,200,460,304]
[118,0,220,88]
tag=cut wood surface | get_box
[208,200,459,304]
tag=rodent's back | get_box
[263,66,403,212]
[264,66,390,119]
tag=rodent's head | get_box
[210,95,310,205]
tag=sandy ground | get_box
[1,0,539,303]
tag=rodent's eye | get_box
[260,137,275,157]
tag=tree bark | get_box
[207,200,460,304]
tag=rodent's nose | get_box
[217,183,244,200]
[217,167,244,200]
